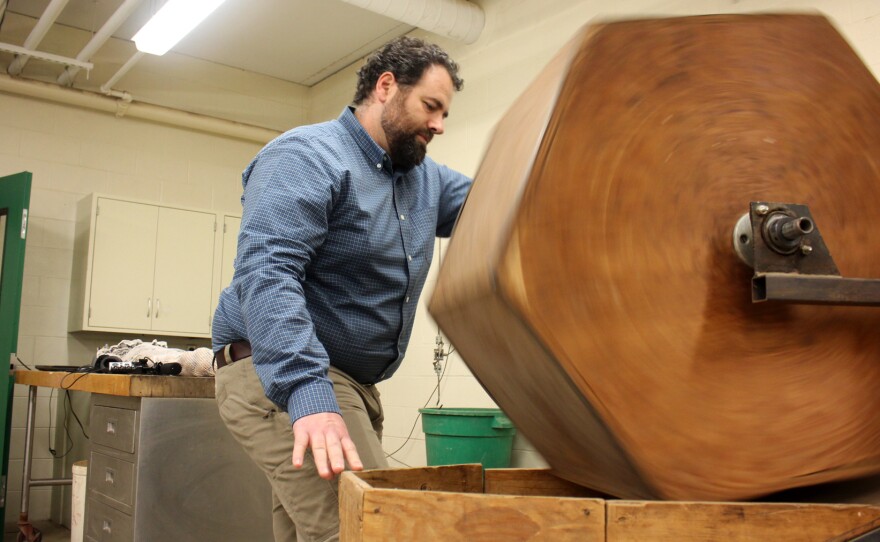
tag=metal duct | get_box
[339,0,484,44]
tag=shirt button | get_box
[400,214,405,220]
[405,296,410,302]
[376,163,382,169]
[407,254,412,261]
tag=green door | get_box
[0,172,32,536]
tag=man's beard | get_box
[381,93,430,173]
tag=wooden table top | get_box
[13,370,215,398]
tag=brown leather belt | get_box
[215,341,252,370]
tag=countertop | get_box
[13,370,215,398]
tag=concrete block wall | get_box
[0,93,264,527]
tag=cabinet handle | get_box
[102,519,112,534]
[155,298,161,318]
[147,298,152,317]
[105,468,115,485]
[106,419,116,435]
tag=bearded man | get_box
[212,36,471,542]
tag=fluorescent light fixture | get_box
[132,0,227,56]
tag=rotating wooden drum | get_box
[429,14,880,501]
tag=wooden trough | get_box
[340,465,880,541]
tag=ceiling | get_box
[0,0,416,130]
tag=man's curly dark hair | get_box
[353,36,464,105]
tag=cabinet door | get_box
[151,207,216,335]
[89,199,158,330]
[220,215,241,290]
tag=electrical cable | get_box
[47,388,73,458]
[385,348,450,465]
[384,238,458,465]
[15,354,33,370]
[64,390,89,439]
[42,367,93,458]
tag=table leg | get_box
[17,385,41,541]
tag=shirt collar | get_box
[339,106,390,172]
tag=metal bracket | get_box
[733,202,880,306]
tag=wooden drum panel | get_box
[430,14,880,500]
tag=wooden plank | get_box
[127,374,213,397]
[607,501,880,541]
[339,472,369,542]
[361,488,604,541]
[13,370,214,397]
[485,469,609,498]
[353,464,484,493]
[14,371,131,395]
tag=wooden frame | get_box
[340,465,880,541]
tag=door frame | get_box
[0,171,32,529]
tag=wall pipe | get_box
[0,73,280,144]
[338,0,484,44]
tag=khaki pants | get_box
[215,355,388,542]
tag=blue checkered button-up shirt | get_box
[213,107,472,424]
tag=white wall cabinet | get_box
[210,214,241,320]
[70,195,222,338]
[220,215,241,291]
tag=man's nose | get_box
[428,115,445,135]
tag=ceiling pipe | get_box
[100,50,145,94]
[0,73,280,144]
[7,0,70,75]
[338,0,484,44]
[57,0,143,86]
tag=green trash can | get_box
[419,408,516,468]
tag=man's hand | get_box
[292,412,364,479]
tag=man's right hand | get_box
[291,412,364,479]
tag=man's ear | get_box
[375,71,397,104]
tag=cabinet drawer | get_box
[89,452,135,507]
[91,406,137,453]
[86,498,133,542]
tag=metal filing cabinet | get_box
[84,395,273,542]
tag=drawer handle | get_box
[103,519,112,534]
[105,468,115,485]
[106,419,116,435]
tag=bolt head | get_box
[755,204,770,216]
[801,244,813,255]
